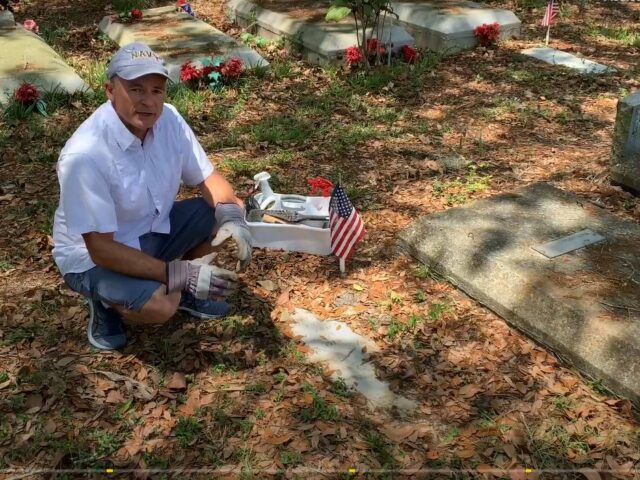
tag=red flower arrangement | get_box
[474,22,500,47]
[366,38,385,56]
[131,8,143,20]
[14,82,39,105]
[180,57,245,86]
[345,46,364,66]
[23,19,39,34]
[401,45,418,64]
[180,61,202,82]
[220,57,243,78]
[307,177,334,197]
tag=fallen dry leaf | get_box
[166,372,187,391]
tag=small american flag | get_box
[329,184,365,260]
[542,0,559,27]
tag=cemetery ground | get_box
[1,0,640,477]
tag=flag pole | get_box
[545,23,551,46]
[339,258,346,274]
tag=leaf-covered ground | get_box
[1,0,639,478]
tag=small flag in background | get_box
[542,0,559,27]
[329,184,365,261]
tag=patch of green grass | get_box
[174,417,202,448]
[254,408,266,419]
[414,290,427,303]
[112,0,149,11]
[588,378,615,396]
[334,122,379,153]
[280,340,306,362]
[221,150,294,176]
[365,431,395,474]
[329,377,353,398]
[552,395,572,411]
[246,383,267,395]
[273,372,287,383]
[271,59,296,80]
[431,165,491,205]
[91,429,122,457]
[280,450,304,466]
[299,383,339,421]
[168,83,213,121]
[0,372,8,382]
[247,115,311,146]
[442,426,460,443]
[4,325,41,345]
[588,26,640,47]
[39,26,68,47]
[387,318,406,340]
[0,260,12,273]
[414,264,441,280]
[428,302,449,322]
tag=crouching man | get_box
[52,42,252,350]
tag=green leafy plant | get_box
[326,0,398,68]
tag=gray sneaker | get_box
[177,292,232,320]
[87,300,127,350]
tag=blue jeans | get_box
[63,198,215,311]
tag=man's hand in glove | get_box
[167,260,238,300]
[211,203,252,270]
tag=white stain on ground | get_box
[291,308,416,412]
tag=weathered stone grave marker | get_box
[391,0,521,53]
[99,6,268,83]
[227,0,414,65]
[227,0,520,60]
[0,19,91,104]
[521,47,615,75]
[399,183,640,405]
[611,91,640,193]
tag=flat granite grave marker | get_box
[0,23,91,104]
[611,91,640,192]
[99,6,268,83]
[398,183,640,405]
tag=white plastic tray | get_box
[246,194,332,256]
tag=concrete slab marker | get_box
[390,0,521,54]
[521,47,616,75]
[227,0,413,65]
[0,22,91,104]
[290,308,417,412]
[99,6,268,83]
[399,182,640,405]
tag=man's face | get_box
[105,74,167,140]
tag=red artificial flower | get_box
[401,45,418,64]
[307,177,334,197]
[345,45,363,66]
[23,19,39,33]
[180,61,203,82]
[220,57,243,79]
[365,38,385,56]
[131,8,143,20]
[14,82,39,105]
[474,22,500,47]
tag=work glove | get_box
[211,203,253,270]
[166,260,238,300]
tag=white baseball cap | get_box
[107,42,170,80]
